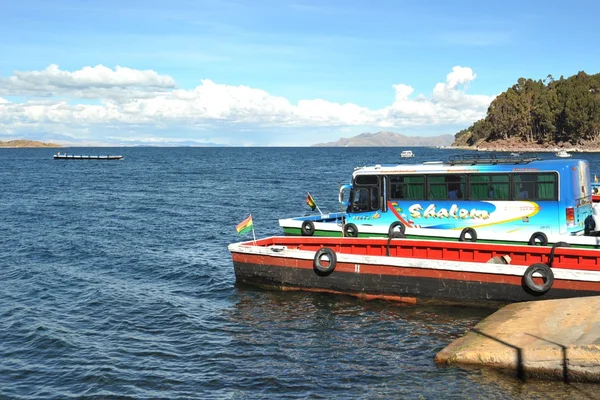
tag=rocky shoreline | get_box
[436,296,600,382]
[451,138,600,153]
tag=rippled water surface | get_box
[2,147,600,399]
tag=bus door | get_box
[349,175,384,213]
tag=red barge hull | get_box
[229,236,600,305]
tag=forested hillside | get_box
[453,71,600,148]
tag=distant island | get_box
[452,71,600,152]
[312,131,454,147]
[0,140,62,148]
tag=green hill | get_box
[453,71,600,150]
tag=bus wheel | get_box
[523,263,554,294]
[528,232,548,246]
[459,227,477,242]
[388,221,406,239]
[313,248,337,276]
[301,220,315,236]
[344,223,359,237]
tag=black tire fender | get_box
[548,241,570,267]
[459,227,477,242]
[585,215,595,235]
[301,220,315,236]
[523,263,554,294]
[388,221,406,239]
[313,248,337,277]
[528,232,548,246]
[344,223,358,237]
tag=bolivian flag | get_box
[236,215,253,235]
[306,192,317,211]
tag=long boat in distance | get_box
[228,235,600,305]
[279,154,600,248]
[54,152,123,160]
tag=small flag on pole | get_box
[305,192,324,215]
[306,192,317,211]
[236,215,254,236]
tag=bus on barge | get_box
[279,154,600,248]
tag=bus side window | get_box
[391,184,403,199]
[512,173,556,200]
[537,173,557,200]
[390,176,404,199]
[448,187,462,199]
[517,184,529,199]
[491,175,510,200]
[389,175,426,200]
[429,174,465,200]
[469,174,509,200]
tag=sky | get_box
[0,0,598,147]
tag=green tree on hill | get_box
[455,71,600,147]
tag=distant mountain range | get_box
[0,140,61,148]
[312,131,454,147]
[0,137,226,147]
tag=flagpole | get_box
[339,183,345,237]
[308,191,325,216]
[250,214,256,245]
[316,204,324,216]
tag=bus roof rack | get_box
[447,153,541,165]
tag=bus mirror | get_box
[339,184,352,205]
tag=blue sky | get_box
[0,0,598,146]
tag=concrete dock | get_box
[435,296,600,382]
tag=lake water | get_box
[2,147,599,399]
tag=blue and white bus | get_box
[279,154,600,247]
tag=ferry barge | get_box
[229,235,600,305]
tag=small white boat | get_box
[556,150,571,158]
[400,150,415,158]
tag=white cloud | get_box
[431,66,489,110]
[382,66,492,126]
[392,84,415,102]
[445,66,476,89]
[0,64,496,145]
[0,64,176,97]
